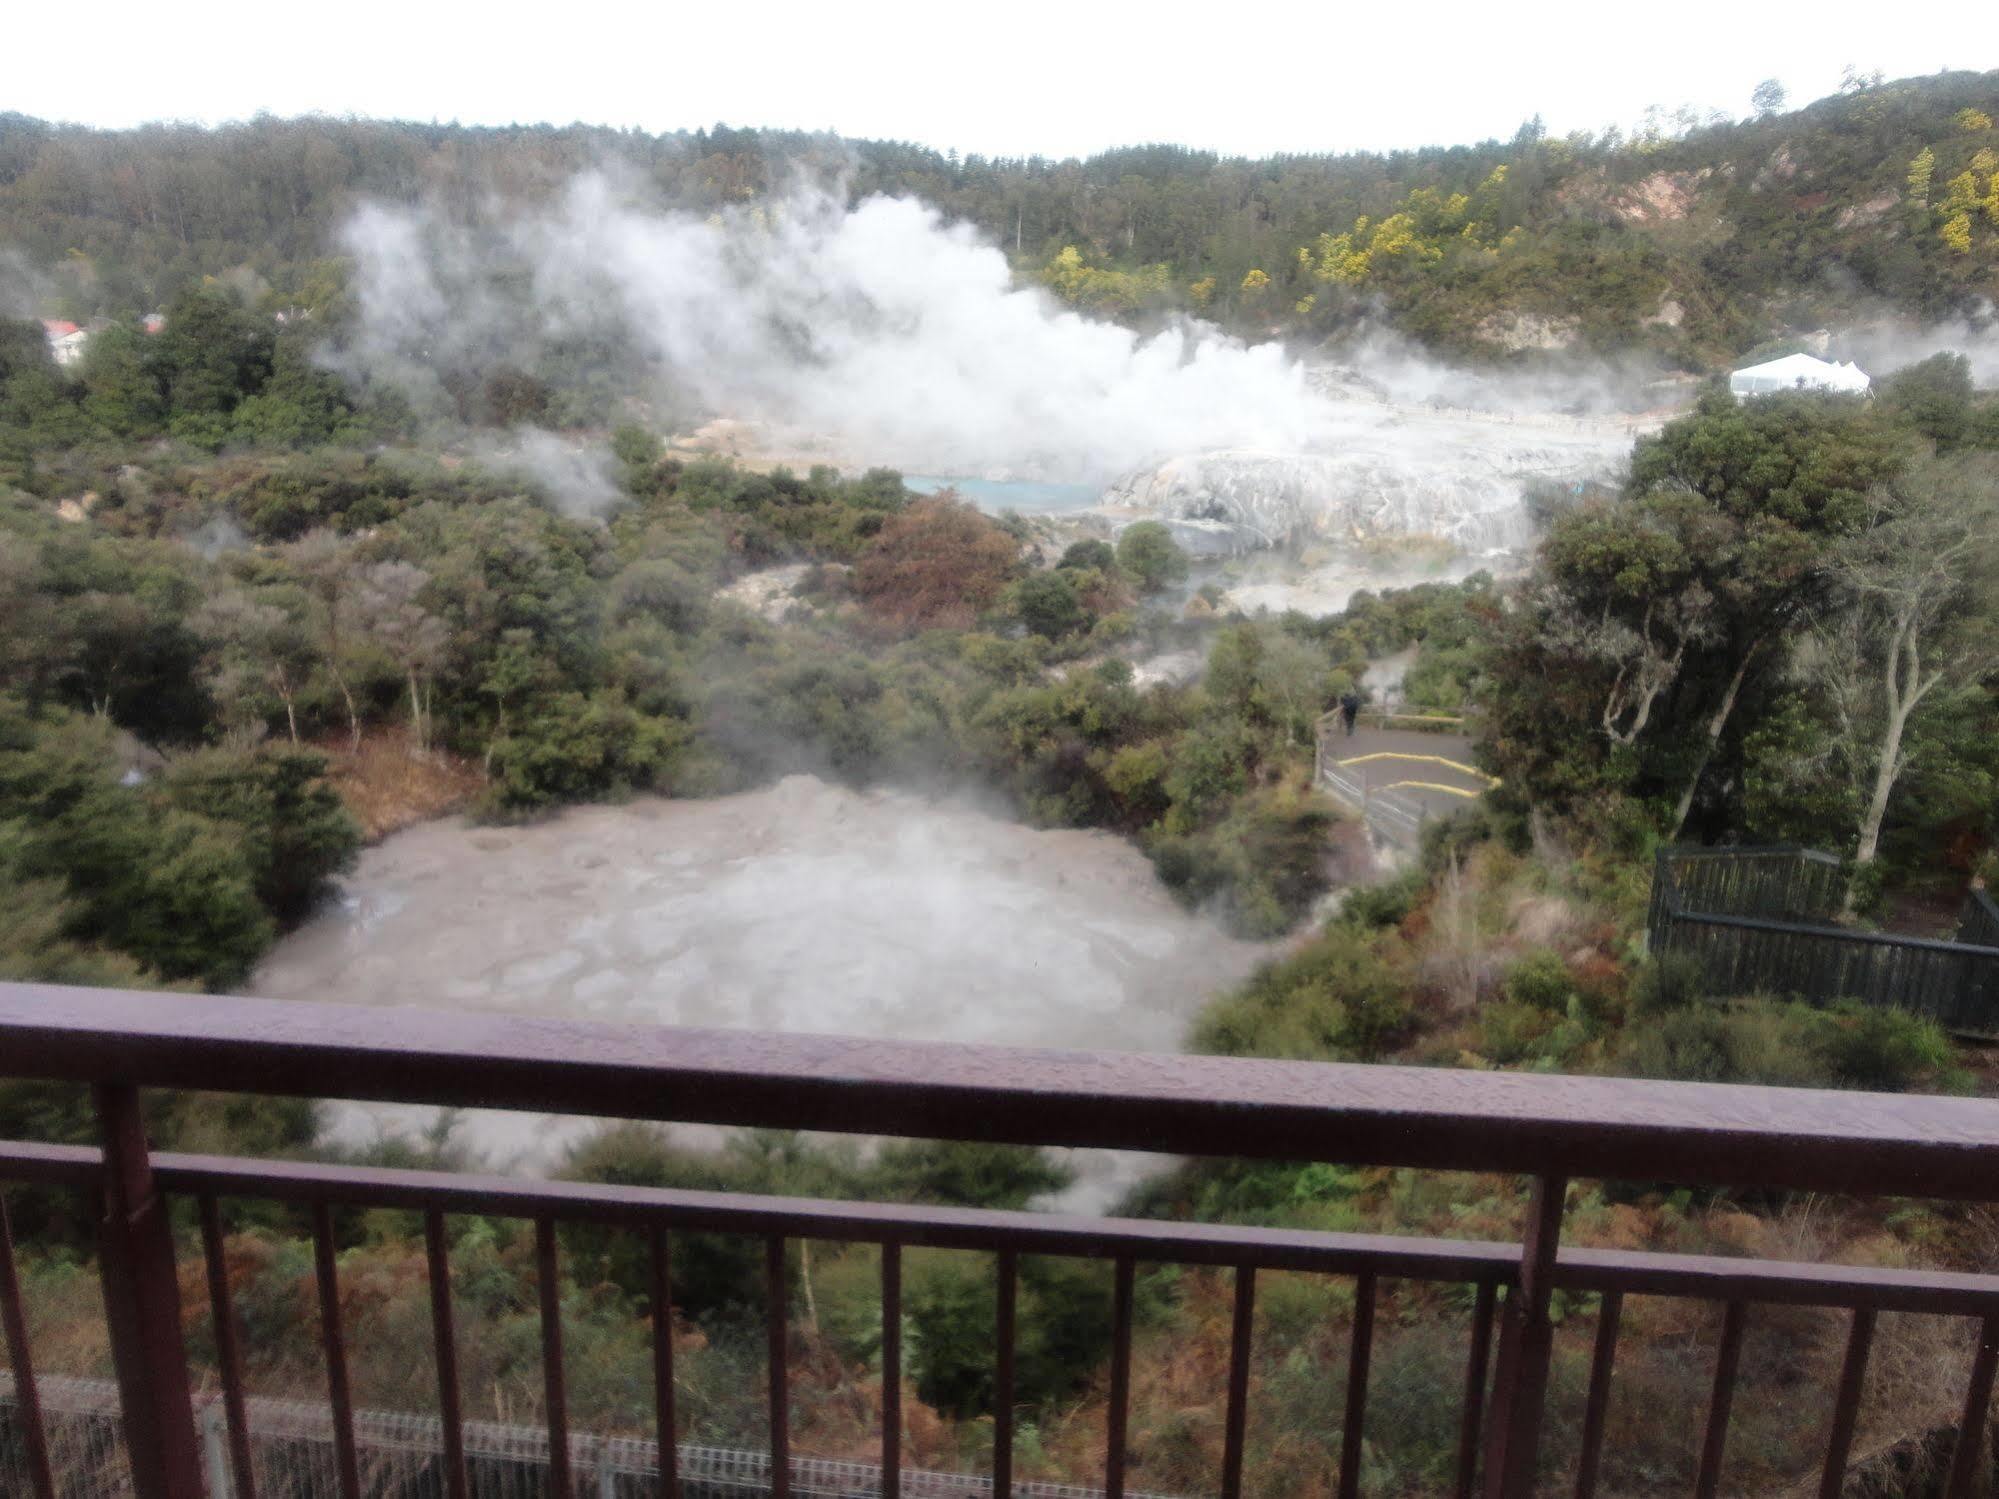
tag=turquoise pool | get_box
[905,475,1103,513]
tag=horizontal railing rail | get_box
[13,1141,1999,1318]
[1668,908,1999,958]
[3,984,1999,1499]
[6,985,1999,1195]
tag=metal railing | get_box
[3,982,1999,1499]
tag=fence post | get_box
[1647,848,1672,954]
[95,1083,206,1499]
[201,1399,229,1499]
[1482,1176,1567,1499]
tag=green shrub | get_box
[901,1251,1134,1420]
[1192,931,1413,1061]
[904,1251,998,1415]
[1631,952,1706,1016]
[1502,950,1576,1012]
[1613,997,1954,1092]
[1152,781,1338,938]
[1476,999,1560,1065]
[1340,870,1423,929]
[869,1141,1072,1210]
[1057,539,1116,571]
[1419,804,1497,874]
[156,745,360,926]
[1013,570,1085,638]
[486,691,686,812]
[557,1127,769,1324]
[1114,522,1189,593]
[1814,1002,1953,1090]
[0,700,279,987]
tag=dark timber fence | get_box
[1649,847,1999,1039]
[1960,889,1999,952]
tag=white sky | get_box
[9,0,1993,160]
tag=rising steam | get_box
[338,175,1327,480]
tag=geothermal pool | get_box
[249,776,1275,1193]
[904,475,1103,512]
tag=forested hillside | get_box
[4,68,1997,366]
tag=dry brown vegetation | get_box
[318,730,485,841]
[851,497,1019,635]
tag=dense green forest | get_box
[4,68,1998,369]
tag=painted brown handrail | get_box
[5,984,1999,1198]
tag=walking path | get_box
[1315,716,1494,848]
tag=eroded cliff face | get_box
[1100,405,1636,555]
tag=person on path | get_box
[1339,691,1361,736]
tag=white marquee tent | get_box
[1728,353,1872,399]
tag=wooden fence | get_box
[1649,847,1999,1040]
[1960,889,1999,951]
[1643,844,1846,935]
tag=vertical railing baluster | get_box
[1453,1281,1498,1499]
[0,1192,55,1499]
[1818,1306,1874,1499]
[95,1083,205,1499]
[994,1249,1018,1499]
[1338,1271,1377,1499]
[310,1203,362,1499]
[1945,1312,1999,1499]
[1694,1301,1748,1499]
[767,1236,790,1499]
[424,1211,469,1499]
[1483,1176,1567,1499]
[538,1217,573,1499]
[651,1230,678,1499]
[197,1195,258,1499]
[881,1242,902,1499]
[1106,1256,1135,1499]
[1220,1266,1256,1499]
[1572,1291,1622,1499]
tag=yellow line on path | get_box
[1335,751,1500,786]
[1378,780,1486,799]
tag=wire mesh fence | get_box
[2,1372,1177,1499]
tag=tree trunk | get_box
[407,670,426,757]
[484,704,507,776]
[1853,703,1907,869]
[799,1239,819,1335]
[329,667,361,753]
[1849,607,1929,908]
[1668,640,1762,840]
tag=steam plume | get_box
[338,175,1327,480]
